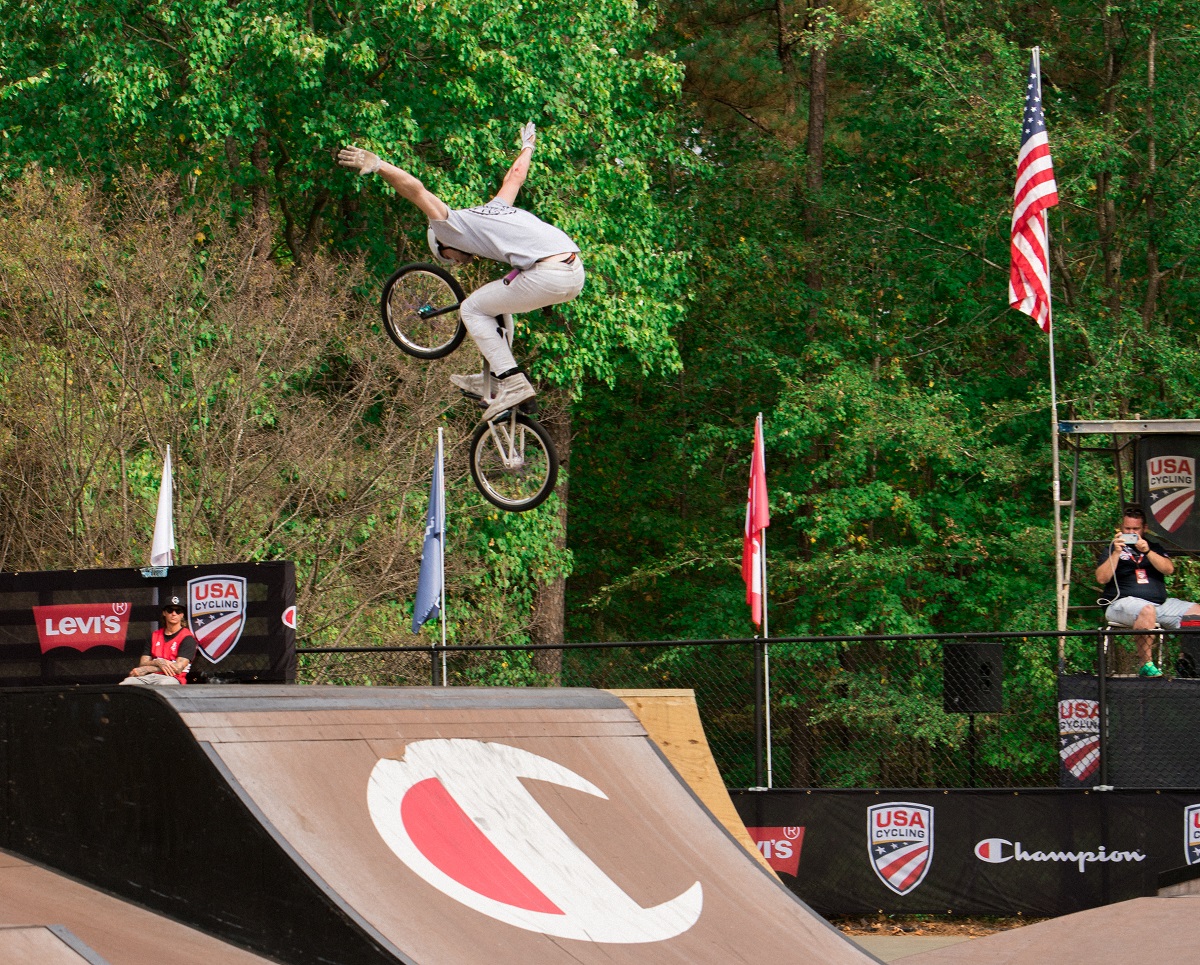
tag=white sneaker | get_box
[482,374,536,422]
[450,373,486,398]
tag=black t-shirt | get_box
[1099,539,1170,604]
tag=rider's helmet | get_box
[427,225,455,265]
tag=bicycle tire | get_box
[469,412,559,512]
[380,262,467,359]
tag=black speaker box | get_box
[943,642,1004,714]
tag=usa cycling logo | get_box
[1187,804,1200,866]
[1058,698,1101,782]
[1147,455,1195,532]
[367,739,703,942]
[187,576,247,664]
[868,803,933,896]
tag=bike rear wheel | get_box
[380,262,467,359]
[469,412,559,512]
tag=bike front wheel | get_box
[380,262,467,359]
[469,413,559,512]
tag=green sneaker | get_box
[1138,662,1164,678]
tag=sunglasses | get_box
[162,606,185,614]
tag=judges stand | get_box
[1056,419,1200,788]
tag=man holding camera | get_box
[1095,505,1200,677]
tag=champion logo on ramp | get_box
[367,739,703,942]
[187,576,246,664]
[868,803,933,896]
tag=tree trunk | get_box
[531,393,571,681]
[803,1,829,333]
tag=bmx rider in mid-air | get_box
[338,123,584,421]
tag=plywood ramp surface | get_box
[166,685,875,964]
[608,689,777,877]
[0,852,276,965]
[900,895,1200,965]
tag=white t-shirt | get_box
[430,198,578,270]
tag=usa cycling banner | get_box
[0,562,296,685]
[734,787,1200,917]
[1058,673,1200,788]
[1135,435,1200,550]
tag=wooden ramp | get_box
[899,895,1200,965]
[608,689,776,876]
[0,686,879,965]
[0,852,276,964]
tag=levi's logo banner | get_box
[188,575,247,663]
[33,603,131,653]
[868,803,933,896]
[745,826,805,876]
[368,739,703,942]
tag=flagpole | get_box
[437,427,448,687]
[758,414,773,788]
[1030,46,1068,655]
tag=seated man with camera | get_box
[1095,505,1200,677]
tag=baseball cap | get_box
[162,595,186,613]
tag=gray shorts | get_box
[1105,596,1198,630]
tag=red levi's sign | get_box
[33,603,131,654]
[746,826,805,876]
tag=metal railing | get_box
[296,627,1195,790]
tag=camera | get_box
[1121,533,1139,545]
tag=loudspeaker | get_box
[1177,616,1200,679]
[943,643,1004,714]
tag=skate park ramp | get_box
[0,851,277,964]
[0,925,106,965]
[0,685,879,965]
[608,688,776,875]
[898,895,1200,964]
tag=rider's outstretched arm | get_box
[337,146,449,221]
[495,122,537,206]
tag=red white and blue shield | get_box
[187,575,247,664]
[1058,698,1101,782]
[1147,455,1195,533]
[868,803,933,896]
[1186,804,1200,867]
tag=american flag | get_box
[1009,48,1060,333]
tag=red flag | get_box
[1009,48,1060,333]
[742,415,770,625]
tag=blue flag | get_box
[412,435,444,633]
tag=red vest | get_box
[150,628,196,684]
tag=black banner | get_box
[1135,435,1200,550]
[1059,673,1200,788]
[0,563,296,685]
[735,788,1200,916]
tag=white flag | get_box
[150,446,175,566]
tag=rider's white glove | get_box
[337,146,383,176]
[520,122,536,154]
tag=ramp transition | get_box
[0,686,879,964]
[0,851,277,964]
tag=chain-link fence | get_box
[297,628,1193,790]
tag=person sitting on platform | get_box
[121,595,197,686]
[1095,505,1200,678]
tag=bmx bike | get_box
[381,262,559,513]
